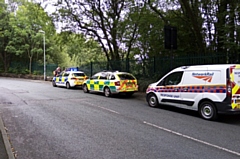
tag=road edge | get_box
[0,116,15,159]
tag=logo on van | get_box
[192,72,214,82]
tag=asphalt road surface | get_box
[0,77,240,159]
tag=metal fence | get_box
[9,62,58,76]
[8,52,239,80]
[80,52,237,80]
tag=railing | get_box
[8,52,239,81]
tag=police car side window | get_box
[110,75,115,80]
[158,71,183,86]
[99,75,107,80]
[98,72,107,80]
[64,73,69,77]
[58,72,64,77]
[90,76,98,79]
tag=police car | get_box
[52,70,88,89]
[82,70,138,97]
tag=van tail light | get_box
[71,77,77,80]
[85,76,88,80]
[115,81,120,86]
[227,79,232,97]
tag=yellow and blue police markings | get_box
[54,76,65,84]
[54,76,72,85]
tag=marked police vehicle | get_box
[52,69,88,89]
[82,70,138,97]
[146,64,240,120]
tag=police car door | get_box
[55,72,64,86]
[89,73,100,91]
[157,71,183,106]
[62,72,69,86]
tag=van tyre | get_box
[147,93,159,108]
[199,101,217,120]
[104,87,111,97]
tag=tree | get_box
[6,1,55,74]
[0,1,11,72]
[53,31,105,67]
[53,0,141,68]
[147,0,240,57]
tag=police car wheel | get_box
[104,87,111,97]
[83,84,89,93]
[147,93,159,108]
[199,101,217,120]
[52,81,57,87]
[66,82,71,89]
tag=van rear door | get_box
[230,65,240,109]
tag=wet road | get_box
[0,77,240,159]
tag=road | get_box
[0,77,240,159]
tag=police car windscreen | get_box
[73,73,85,77]
[118,74,135,80]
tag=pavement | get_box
[0,114,15,159]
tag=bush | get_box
[137,78,157,92]
[33,70,41,75]
[21,69,29,74]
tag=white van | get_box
[146,64,240,120]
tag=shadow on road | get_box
[149,104,240,124]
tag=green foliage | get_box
[52,32,105,68]
[3,1,56,74]
[0,1,12,72]
[8,67,28,74]
[32,70,41,75]
[52,0,138,63]
[1,0,240,77]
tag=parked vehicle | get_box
[82,70,138,97]
[52,70,88,89]
[146,64,240,120]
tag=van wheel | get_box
[147,93,159,108]
[66,82,71,89]
[199,101,217,120]
[104,87,111,97]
